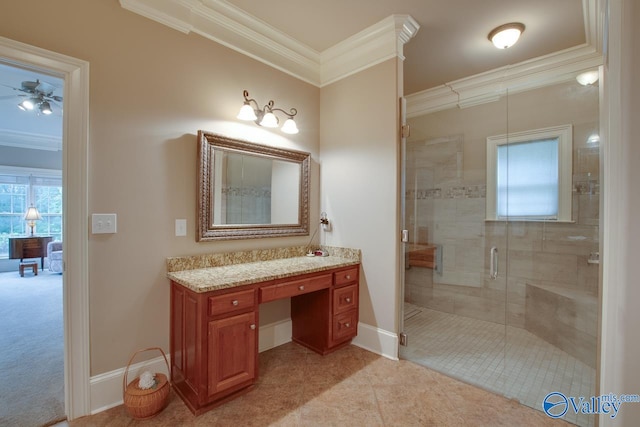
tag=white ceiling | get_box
[225,0,586,94]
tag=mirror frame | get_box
[197,131,310,241]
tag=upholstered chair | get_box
[47,241,63,273]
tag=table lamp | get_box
[24,206,42,236]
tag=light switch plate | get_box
[92,213,117,234]
[175,219,187,236]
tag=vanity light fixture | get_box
[576,70,599,86]
[488,22,525,49]
[237,90,299,134]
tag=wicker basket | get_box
[123,347,171,420]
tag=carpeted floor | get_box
[0,268,65,427]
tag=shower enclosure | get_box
[400,77,600,427]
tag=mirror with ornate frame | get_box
[197,131,310,240]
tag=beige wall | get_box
[0,1,320,374]
[319,58,401,334]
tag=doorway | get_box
[0,36,90,421]
[0,58,64,427]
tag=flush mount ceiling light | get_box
[576,70,599,86]
[237,90,299,134]
[488,22,525,49]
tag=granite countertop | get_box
[167,255,359,293]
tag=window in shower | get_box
[486,124,573,221]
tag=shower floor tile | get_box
[400,303,596,427]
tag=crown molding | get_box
[0,128,62,151]
[321,15,419,87]
[407,44,603,117]
[119,0,419,87]
[406,0,603,117]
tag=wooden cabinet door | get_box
[207,311,257,397]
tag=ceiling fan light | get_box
[488,23,525,49]
[260,111,279,128]
[40,101,53,115]
[281,118,299,134]
[21,98,35,110]
[17,103,27,111]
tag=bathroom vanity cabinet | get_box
[169,261,359,415]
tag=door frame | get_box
[0,36,90,420]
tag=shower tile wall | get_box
[405,81,600,369]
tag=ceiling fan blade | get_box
[0,83,21,91]
[0,94,17,100]
[44,94,63,103]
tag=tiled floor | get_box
[400,303,596,427]
[56,342,571,426]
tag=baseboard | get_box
[89,352,170,414]
[351,322,399,360]
[88,320,399,414]
[258,318,293,353]
[89,320,293,414]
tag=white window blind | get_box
[496,139,559,219]
[486,124,572,222]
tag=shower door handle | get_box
[490,246,498,280]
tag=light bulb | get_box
[281,118,299,134]
[21,99,35,110]
[40,101,53,115]
[237,103,257,121]
[260,112,279,128]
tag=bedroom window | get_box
[0,167,62,258]
[486,124,573,221]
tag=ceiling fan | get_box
[0,79,63,115]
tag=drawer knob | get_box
[299,285,305,291]
[232,300,239,306]
[250,324,256,330]
[345,322,351,328]
[345,275,351,280]
[345,297,351,303]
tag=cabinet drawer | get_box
[208,288,256,317]
[333,284,358,315]
[260,273,331,303]
[334,267,358,287]
[332,310,358,342]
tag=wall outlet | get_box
[175,219,187,236]
[92,213,117,234]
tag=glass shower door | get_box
[399,94,509,394]
[501,79,600,427]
